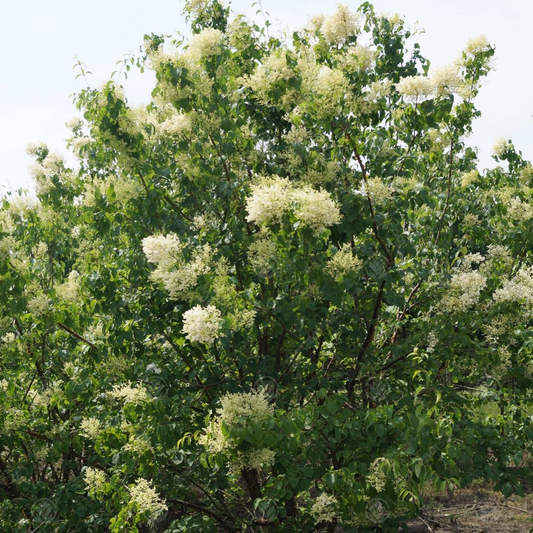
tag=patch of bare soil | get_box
[404,489,533,533]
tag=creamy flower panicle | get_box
[492,137,512,158]
[248,234,277,276]
[28,151,67,195]
[494,266,533,307]
[187,27,224,61]
[163,244,211,299]
[142,233,182,265]
[56,270,81,303]
[292,187,342,229]
[128,478,168,518]
[142,234,211,300]
[506,197,533,223]
[465,34,491,55]
[182,305,222,345]
[201,390,275,472]
[109,383,149,405]
[431,64,462,96]
[159,112,192,137]
[123,436,153,455]
[243,52,296,105]
[2,332,16,345]
[84,467,107,493]
[363,177,394,206]
[321,4,360,44]
[80,417,102,440]
[245,176,292,225]
[461,170,478,187]
[327,243,362,279]
[245,177,341,230]
[310,493,338,523]
[440,264,487,314]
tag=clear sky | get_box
[1,0,531,193]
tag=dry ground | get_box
[404,489,533,533]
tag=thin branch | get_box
[57,323,97,350]
[332,119,393,266]
[167,498,229,525]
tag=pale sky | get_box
[1,0,531,193]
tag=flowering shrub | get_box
[1,1,532,532]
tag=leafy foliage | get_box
[1,2,533,532]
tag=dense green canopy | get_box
[1,2,533,532]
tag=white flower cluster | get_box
[465,34,490,55]
[27,294,49,316]
[2,332,16,345]
[245,177,292,224]
[310,493,338,523]
[461,170,478,187]
[142,234,211,300]
[159,112,192,137]
[85,321,105,344]
[123,436,153,455]
[187,28,224,61]
[200,390,275,472]
[363,177,394,206]
[233,448,276,472]
[492,137,512,158]
[367,458,388,492]
[245,177,341,230]
[96,82,125,108]
[32,242,48,260]
[292,187,342,229]
[315,66,348,100]
[431,64,462,96]
[384,12,404,28]
[56,270,81,302]
[520,165,533,183]
[483,314,518,344]
[66,116,84,131]
[439,254,487,314]
[80,417,102,440]
[0,236,16,261]
[3,408,25,433]
[109,383,149,405]
[322,4,360,44]
[327,243,362,280]
[142,233,182,265]
[128,478,168,518]
[397,62,466,102]
[339,45,375,72]
[242,51,297,107]
[459,253,485,272]
[440,271,486,313]
[307,65,349,118]
[487,244,512,265]
[32,382,63,408]
[493,266,533,307]
[84,467,107,493]
[185,0,212,17]
[248,234,277,276]
[28,151,66,195]
[182,305,222,345]
[72,137,90,159]
[507,197,533,223]
[26,141,47,157]
[169,245,211,298]
[395,76,434,102]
